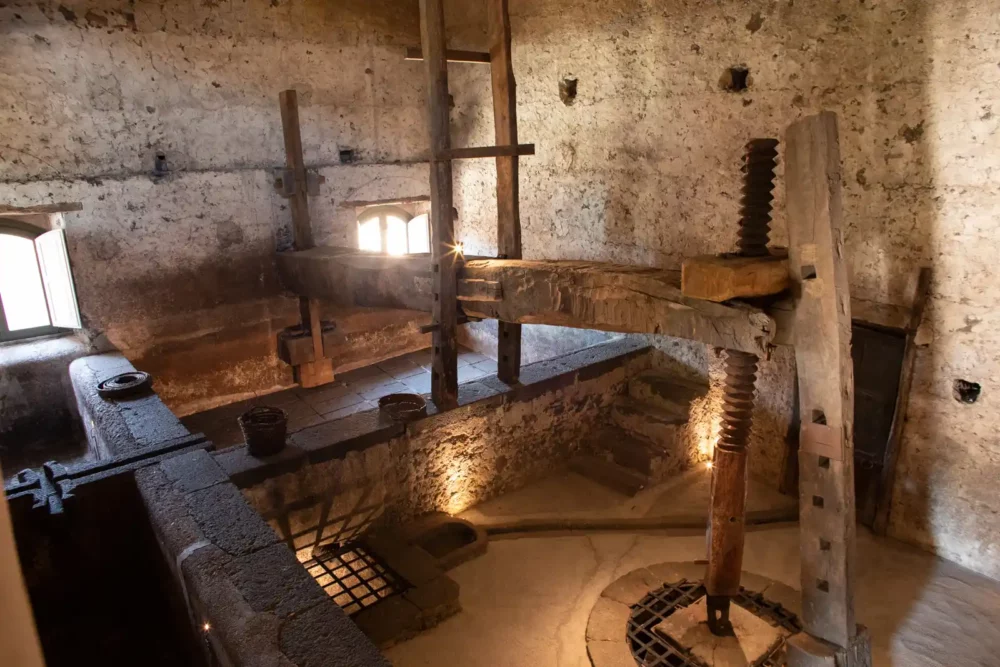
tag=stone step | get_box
[627,371,708,419]
[611,397,686,449]
[569,454,648,496]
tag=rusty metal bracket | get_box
[801,422,843,461]
[272,168,326,198]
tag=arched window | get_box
[356,206,431,255]
[0,220,80,342]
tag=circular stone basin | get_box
[586,562,802,667]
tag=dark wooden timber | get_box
[489,0,522,383]
[705,447,749,600]
[872,267,931,536]
[785,112,863,655]
[278,90,334,387]
[420,0,458,408]
[405,47,491,63]
[441,144,535,160]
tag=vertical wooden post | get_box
[420,0,459,408]
[279,90,334,388]
[784,112,870,666]
[488,0,522,384]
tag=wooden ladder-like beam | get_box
[785,112,871,667]
[488,0,522,384]
[416,0,528,405]
[419,0,459,409]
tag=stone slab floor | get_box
[387,469,1000,667]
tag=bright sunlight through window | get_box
[357,206,430,255]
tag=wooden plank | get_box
[488,0,522,384]
[405,47,491,63]
[339,195,431,209]
[785,111,860,651]
[441,144,534,160]
[279,90,314,248]
[274,250,776,354]
[872,267,932,536]
[0,203,82,217]
[278,89,334,388]
[420,0,458,409]
[705,446,749,597]
[682,253,790,302]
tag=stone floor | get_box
[182,346,494,449]
[387,468,1000,667]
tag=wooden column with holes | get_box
[488,0,522,384]
[279,90,334,388]
[784,112,871,666]
[420,0,459,408]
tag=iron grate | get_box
[626,579,803,667]
[304,542,407,616]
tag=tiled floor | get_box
[182,346,496,450]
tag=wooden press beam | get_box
[274,249,776,356]
[488,0,522,384]
[420,0,459,408]
[784,112,870,666]
[278,90,334,388]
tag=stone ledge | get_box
[183,482,282,557]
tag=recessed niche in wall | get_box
[559,78,578,106]
[720,66,751,92]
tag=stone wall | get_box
[0,0,433,420]
[230,341,650,551]
[440,0,1000,578]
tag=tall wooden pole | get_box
[279,90,334,388]
[488,0,522,384]
[420,0,459,408]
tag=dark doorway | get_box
[851,323,906,527]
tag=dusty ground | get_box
[387,469,1000,667]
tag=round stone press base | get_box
[586,562,802,667]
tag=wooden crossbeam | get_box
[784,112,869,665]
[488,0,522,383]
[419,0,459,409]
[439,144,534,160]
[274,249,776,356]
[278,90,334,388]
[405,47,491,64]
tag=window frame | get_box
[356,205,431,256]
[0,220,68,343]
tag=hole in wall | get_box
[801,264,818,280]
[819,538,832,551]
[811,409,827,425]
[153,152,169,177]
[812,495,824,508]
[339,148,356,164]
[818,456,831,469]
[720,66,750,92]
[817,579,830,592]
[953,379,981,404]
[559,78,578,106]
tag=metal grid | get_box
[304,542,406,616]
[626,579,802,667]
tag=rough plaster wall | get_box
[440,0,1000,578]
[0,0,433,417]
